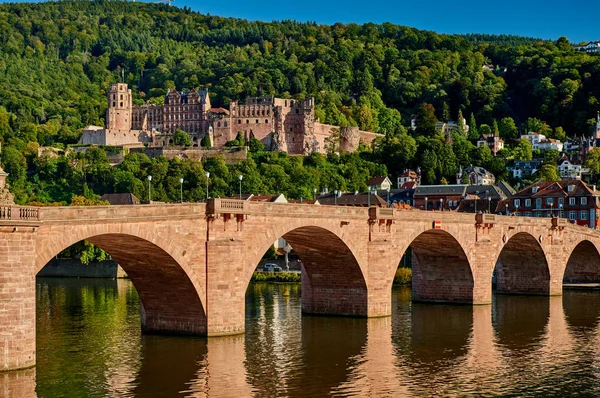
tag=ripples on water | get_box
[17,278,600,397]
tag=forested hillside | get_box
[0,0,598,205]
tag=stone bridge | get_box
[1,200,599,371]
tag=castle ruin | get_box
[81,83,381,155]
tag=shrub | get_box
[251,271,301,283]
[393,267,412,286]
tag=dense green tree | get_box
[414,103,437,137]
[498,117,519,142]
[539,164,560,182]
[514,139,533,161]
[173,129,191,146]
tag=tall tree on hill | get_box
[468,113,479,141]
[414,103,437,137]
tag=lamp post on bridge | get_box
[475,190,479,214]
[440,198,443,211]
[505,203,509,216]
[205,171,210,201]
[313,188,317,201]
[559,203,563,218]
[387,187,391,207]
[179,177,184,203]
[424,196,428,211]
[147,175,152,203]
[550,203,554,218]
[516,203,519,216]
[238,174,243,200]
[368,188,371,207]
[488,196,491,214]
[334,190,338,206]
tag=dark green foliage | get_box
[0,0,594,204]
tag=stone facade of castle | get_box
[80,83,381,155]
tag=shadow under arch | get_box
[409,230,474,303]
[495,232,550,295]
[563,240,600,283]
[247,225,369,317]
[37,233,207,335]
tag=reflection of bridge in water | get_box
[3,200,600,370]
[8,284,600,397]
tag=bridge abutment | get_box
[0,227,37,371]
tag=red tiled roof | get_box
[210,107,230,115]
[367,176,389,186]
[401,181,418,190]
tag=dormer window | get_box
[532,186,539,194]
[568,185,575,192]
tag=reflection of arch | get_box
[245,225,368,317]
[493,295,548,352]
[132,335,208,396]
[37,232,206,335]
[410,230,474,303]
[563,290,600,334]
[563,240,600,283]
[409,303,472,365]
[495,232,549,295]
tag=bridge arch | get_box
[244,224,369,317]
[408,229,474,304]
[563,240,600,284]
[495,232,550,295]
[37,229,206,335]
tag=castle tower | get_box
[106,83,132,131]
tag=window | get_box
[536,198,542,209]
[217,122,221,127]
[569,197,576,205]
[558,197,564,206]
[568,185,575,192]
[238,120,241,125]
[525,212,532,217]
[546,198,554,205]
[569,211,577,220]
[535,212,542,218]
[265,119,269,124]
[532,186,539,194]
[581,197,588,205]
[525,199,531,207]
[246,120,249,124]
[514,199,521,207]
[224,122,228,127]
[581,211,588,220]
[120,102,123,107]
[296,109,299,114]
[256,120,259,124]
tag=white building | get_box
[575,41,600,53]
[520,132,563,152]
[558,158,589,180]
[520,132,547,147]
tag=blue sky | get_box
[177,0,595,43]
[2,0,596,43]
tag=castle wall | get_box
[131,147,248,164]
[80,128,151,146]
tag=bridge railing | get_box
[0,206,40,221]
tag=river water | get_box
[24,278,600,396]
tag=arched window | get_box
[217,121,221,127]
[265,120,269,124]
[224,121,228,127]
[238,120,241,124]
[256,119,259,124]
[246,120,249,124]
